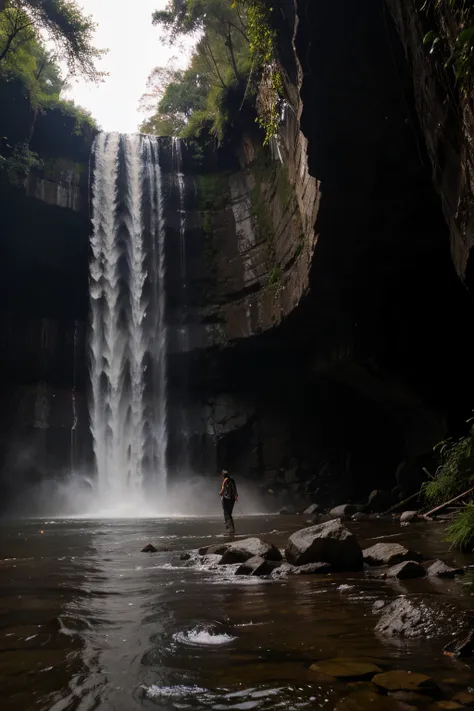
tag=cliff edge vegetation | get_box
[140,0,281,145]
[0,0,103,185]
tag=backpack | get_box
[223,477,237,500]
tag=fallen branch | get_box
[423,486,474,519]
[383,490,422,515]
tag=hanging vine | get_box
[421,0,474,93]
[232,0,283,143]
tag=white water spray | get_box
[89,132,167,513]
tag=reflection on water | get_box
[0,517,473,710]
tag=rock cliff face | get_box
[166,0,474,505]
[0,112,94,510]
[386,0,474,284]
[2,0,474,512]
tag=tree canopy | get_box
[0,0,100,185]
[141,0,280,143]
[0,0,106,81]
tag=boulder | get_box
[309,658,382,680]
[426,560,465,579]
[375,596,467,639]
[400,510,420,523]
[199,554,223,569]
[386,561,426,580]
[292,562,332,575]
[367,490,391,513]
[304,503,321,515]
[372,670,437,693]
[286,519,363,570]
[433,703,463,710]
[363,542,422,567]
[271,562,295,579]
[179,552,192,561]
[329,504,359,519]
[219,537,282,565]
[198,543,230,556]
[235,555,274,576]
[141,543,158,553]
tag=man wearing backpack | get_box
[219,470,238,535]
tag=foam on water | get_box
[144,685,208,699]
[173,626,237,646]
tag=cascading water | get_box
[89,132,168,513]
[170,137,192,470]
[172,137,189,354]
[70,320,79,475]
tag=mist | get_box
[3,465,277,519]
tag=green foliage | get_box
[420,0,474,92]
[267,264,282,290]
[196,172,229,211]
[41,95,97,133]
[423,416,474,550]
[0,140,40,185]
[234,0,282,143]
[446,504,474,551]
[422,431,474,504]
[0,0,106,81]
[0,1,99,185]
[144,0,282,143]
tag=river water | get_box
[1,516,473,710]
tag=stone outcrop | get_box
[235,555,274,576]
[363,543,422,567]
[386,0,474,284]
[218,537,282,565]
[425,560,464,578]
[372,670,437,694]
[386,561,426,580]
[374,596,468,639]
[167,0,474,505]
[286,519,363,570]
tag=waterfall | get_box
[170,137,192,470]
[172,136,189,353]
[89,132,167,510]
[70,320,79,475]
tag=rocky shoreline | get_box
[144,516,474,710]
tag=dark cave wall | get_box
[169,0,474,506]
[0,110,95,508]
[386,0,474,286]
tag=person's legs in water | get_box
[222,498,235,535]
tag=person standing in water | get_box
[219,470,238,535]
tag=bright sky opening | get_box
[64,0,183,134]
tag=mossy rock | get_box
[453,691,474,706]
[310,658,382,681]
[373,670,437,693]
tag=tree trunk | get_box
[226,27,240,81]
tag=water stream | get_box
[0,517,473,711]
